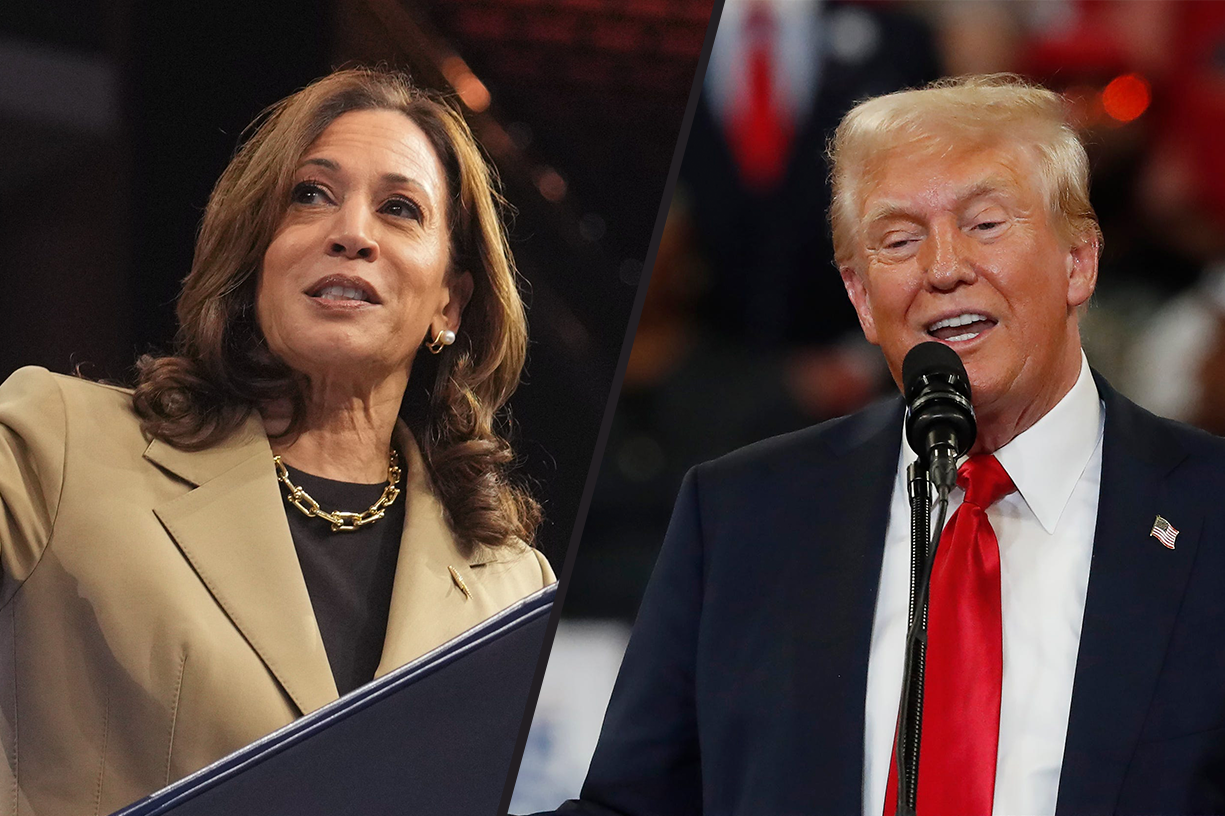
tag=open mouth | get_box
[926,312,997,342]
[306,275,380,305]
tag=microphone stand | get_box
[893,462,949,816]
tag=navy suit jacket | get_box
[556,375,1225,815]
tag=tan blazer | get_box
[0,366,555,815]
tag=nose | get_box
[921,222,975,291]
[326,205,379,262]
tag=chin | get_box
[280,340,381,375]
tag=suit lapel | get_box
[1056,376,1199,815]
[786,397,903,813]
[374,423,493,677]
[146,416,338,715]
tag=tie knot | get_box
[744,1,777,33]
[956,454,1016,508]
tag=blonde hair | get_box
[134,67,540,551]
[828,74,1102,272]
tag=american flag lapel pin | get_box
[1150,515,1179,549]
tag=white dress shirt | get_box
[863,354,1105,816]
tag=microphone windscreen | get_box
[902,341,969,398]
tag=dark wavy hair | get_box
[133,67,540,552]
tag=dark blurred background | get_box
[513,1,1225,807]
[0,0,714,562]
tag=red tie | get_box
[883,454,1015,816]
[726,3,794,192]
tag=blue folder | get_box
[112,583,556,816]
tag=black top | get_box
[281,464,405,697]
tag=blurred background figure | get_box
[512,0,1225,810]
[0,0,714,562]
[566,0,939,623]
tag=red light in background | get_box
[1102,74,1151,123]
[535,167,567,202]
[440,55,491,113]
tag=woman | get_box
[0,68,554,814]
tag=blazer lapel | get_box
[145,416,338,715]
[374,423,496,677]
[1056,375,1200,815]
[784,397,903,813]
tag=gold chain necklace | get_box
[273,449,402,532]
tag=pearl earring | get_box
[427,328,456,354]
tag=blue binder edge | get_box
[112,582,557,816]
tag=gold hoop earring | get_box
[427,328,456,354]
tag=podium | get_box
[112,584,556,816]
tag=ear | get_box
[1065,233,1099,309]
[438,270,474,333]
[840,265,880,346]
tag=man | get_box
[550,76,1225,815]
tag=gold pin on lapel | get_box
[1150,515,1179,549]
[448,565,472,599]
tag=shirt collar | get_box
[899,352,1103,534]
[992,353,1103,533]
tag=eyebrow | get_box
[301,157,339,172]
[297,157,432,197]
[862,177,1019,228]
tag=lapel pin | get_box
[1150,515,1179,549]
[448,565,472,599]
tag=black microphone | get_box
[903,342,976,491]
